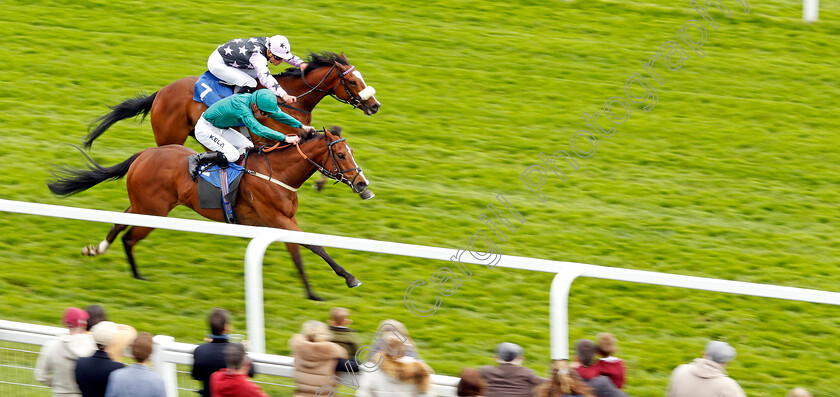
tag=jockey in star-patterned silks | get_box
[207,35,308,103]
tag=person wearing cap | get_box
[34,307,97,397]
[666,341,747,397]
[188,88,317,179]
[478,342,545,397]
[208,35,307,101]
[75,321,125,397]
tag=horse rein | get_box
[299,63,369,111]
[253,132,366,193]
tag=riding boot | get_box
[188,151,227,180]
[232,85,255,95]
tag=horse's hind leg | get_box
[82,207,131,256]
[121,225,156,280]
[284,242,323,301]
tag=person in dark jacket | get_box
[192,309,255,397]
[75,321,125,397]
[479,342,545,397]
[327,307,361,373]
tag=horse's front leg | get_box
[274,216,362,291]
[283,241,323,301]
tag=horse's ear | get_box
[340,52,348,62]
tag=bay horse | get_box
[83,52,380,149]
[49,127,366,301]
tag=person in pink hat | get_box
[35,307,97,397]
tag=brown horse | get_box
[50,127,367,301]
[83,52,380,149]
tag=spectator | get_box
[192,309,255,397]
[104,332,165,397]
[370,319,420,359]
[594,333,625,389]
[573,339,627,397]
[75,321,125,397]
[357,331,433,397]
[209,343,268,397]
[533,360,595,397]
[479,342,545,397]
[457,368,487,397]
[289,320,347,396]
[327,307,361,373]
[666,341,746,397]
[84,305,137,362]
[34,307,97,397]
[787,388,813,397]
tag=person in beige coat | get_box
[356,332,433,397]
[289,320,347,397]
[666,341,747,397]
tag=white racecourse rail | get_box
[3,199,840,361]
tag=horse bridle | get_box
[283,132,366,193]
[299,64,370,112]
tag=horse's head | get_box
[330,53,380,115]
[275,52,380,116]
[321,127,373,199]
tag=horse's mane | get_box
[300,126,343,143]
[276,52,348,78]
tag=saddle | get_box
[193,71,234,107]
[197,163,245,224]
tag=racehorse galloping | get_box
[83,52,380,149]
[50,127,366,301]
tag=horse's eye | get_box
[338,153,345,159]
[349,81,358,86]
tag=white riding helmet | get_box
[268,35,293,60]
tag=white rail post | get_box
[152,335,178,397]
[550,267,585,360]
[244,232,283,354]
[803,0,819,22]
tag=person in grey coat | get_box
[105,332,165,397]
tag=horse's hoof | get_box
[308,294,325,301]
[359,190,375,200]
[81,245,97,256]
[346,278,362,288]
[134,275,148,281]
[314,180,326,192]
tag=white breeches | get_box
[207,50,258,88]
[195,116,254,162]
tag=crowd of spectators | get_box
[33,305,817,397]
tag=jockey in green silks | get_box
[189,89,316,180]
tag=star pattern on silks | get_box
[279,42,286,49]
[248,37,258,43]
[233,39,243,44]
[223,46,233,55]
[231,61,240,68]
[238,46,249,55]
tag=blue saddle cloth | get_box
[193,71,234,107]
[197,163,245,223]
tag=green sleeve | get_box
[267,110,303,129]
[242,114,287,141]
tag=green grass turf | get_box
[1,0,839,395]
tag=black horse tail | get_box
[48,148,141,196]
[83,92,158,148]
